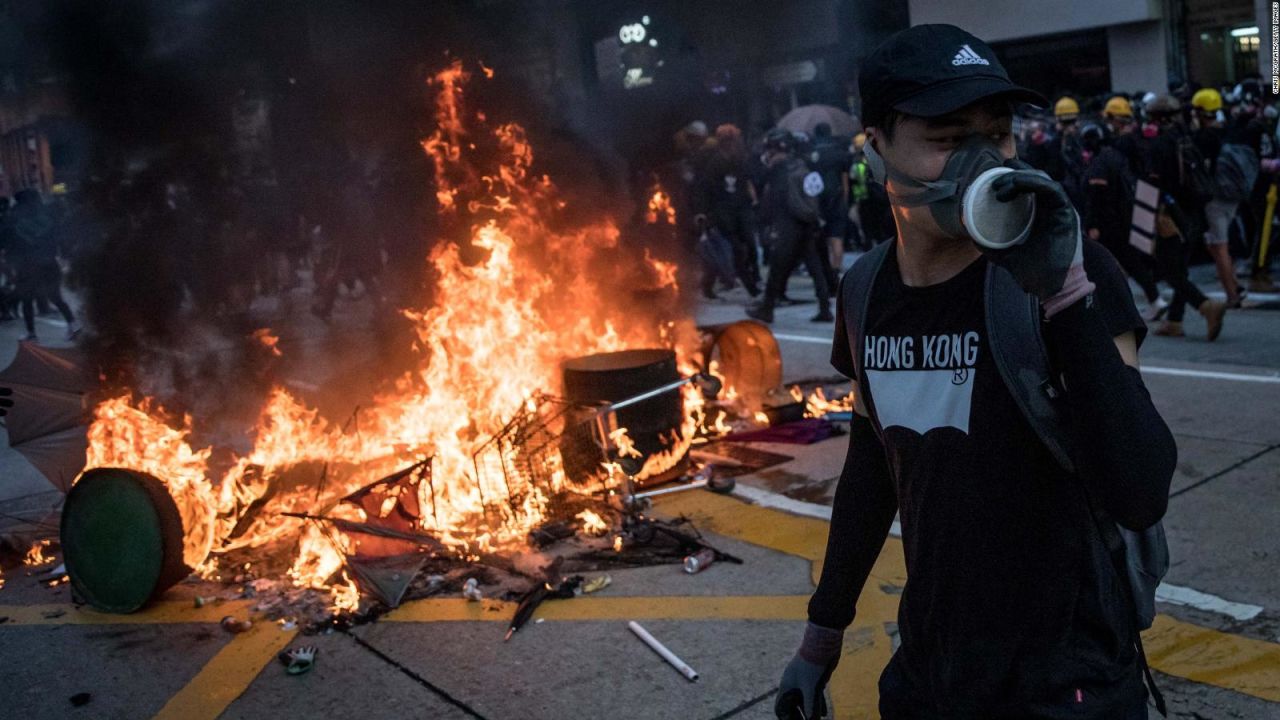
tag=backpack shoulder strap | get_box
[985,265,1168,715]
[842,240,893,439]
[984,263,1076,474]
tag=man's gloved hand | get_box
[988,159,1079,298]
[987,159,1093,317]
[775,622,842,719]
[776,655,836,719]
[0,386,12,419]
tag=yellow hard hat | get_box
[854,132,867,149]
[1104,96,1134,118]
[1054,97,1080,118]
[1192,88,1223,113]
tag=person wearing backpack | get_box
[1193,88,1251,307]
[747,128,831,324]
[774,25,1176,720]
[1144,95,1227,339]
[1083,118,1167,322]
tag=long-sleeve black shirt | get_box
[817,241,1173,717]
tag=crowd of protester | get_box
[1018,75,1280,339]
[661,117,892,325]
[668,74,1280,342]
[3,73,1279,347]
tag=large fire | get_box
[80,60,705,611]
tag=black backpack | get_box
[1214,143,1260,203]
[1175,134,1217,204]
[840,241,1169,716]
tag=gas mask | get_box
[864,134,1035,249]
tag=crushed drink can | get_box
[682,548,716,574]
[220,615,252,634]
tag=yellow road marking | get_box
[654,490,900,719]
[152,620,297,720]
[1146,614,1280,702]
[4,488,1277,718]
[381,594,809,622]
[0,600,253,626]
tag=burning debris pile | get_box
[49,61,855,628]
[55,62,700,622]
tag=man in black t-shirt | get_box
[775,25,1176,720]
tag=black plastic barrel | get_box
[562,349,687,481]
[61,468,190,613]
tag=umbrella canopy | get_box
[0,342,95,541]
[776,104,859,138]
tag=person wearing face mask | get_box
[774,24,1175,720]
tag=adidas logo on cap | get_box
[951,44,990,66]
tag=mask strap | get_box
[865,139,960,207]
[883,164,959,207]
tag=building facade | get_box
[909,0,1272,101]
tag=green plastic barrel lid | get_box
[62,468,187,613]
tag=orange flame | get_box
[804,387,855,418]
[645,188,676,225]
[23,539,54,567]
[252,328,282,357]
[576,509,609,537]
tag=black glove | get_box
[0,386,12,418]
[987,159,1083,302]
[775,622,842,719]
[776,655,836,719]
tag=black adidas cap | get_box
[859,24,1047,130]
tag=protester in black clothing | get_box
[776,25,1175,720]
[746,128,830,324]
[4,189,79,342]
[1043,97,1089,214]
[1082,121,1165,318]
[661,121,718,298]
[1144,95,1227,339]
[1192,88,1251,306]
[694,124,761,296]
[810,123,852,290]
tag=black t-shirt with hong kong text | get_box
[829,240,1148,718]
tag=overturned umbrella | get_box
[0,344,96,543]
